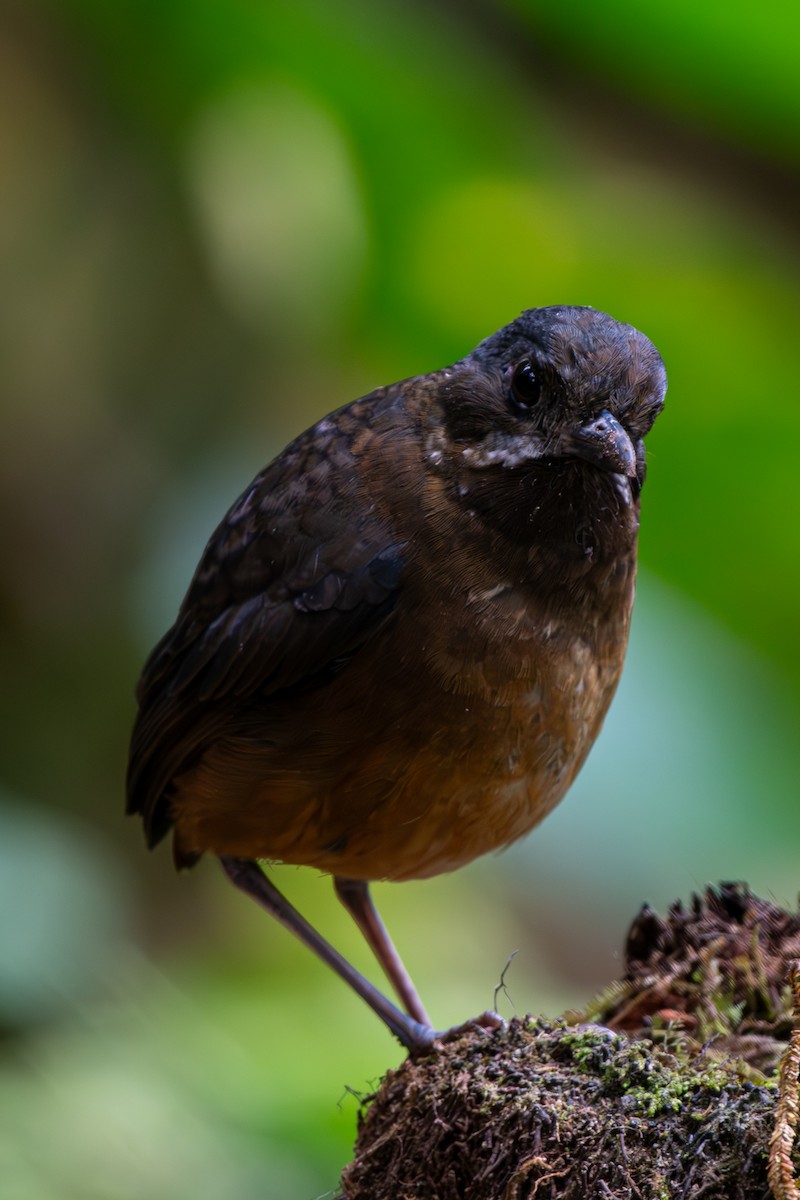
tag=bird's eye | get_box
[509,360,542,413]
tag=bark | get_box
[341,883,800,1200]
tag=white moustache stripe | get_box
[461,431,549,470]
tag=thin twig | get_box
[494,950,519,1013]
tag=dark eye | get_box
[509,360,542,413]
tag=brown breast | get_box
[169,500,636,881]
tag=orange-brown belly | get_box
[170,610,625,881]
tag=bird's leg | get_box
[218,857,436,1053]
[334,876,431,1027]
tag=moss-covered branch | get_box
[341,884,800,1199]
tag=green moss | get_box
[344,1017,777,1199]
[560,1023,729,1116]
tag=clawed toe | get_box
[404,1010,507,1056]
[443,1009,507,1041]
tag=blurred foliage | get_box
[1,0,799,1196]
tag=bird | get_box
[126,305,666,1054]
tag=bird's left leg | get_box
[334,876,431,1027]
[219,856,436,1052]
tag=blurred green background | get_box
[1,0,799,1195]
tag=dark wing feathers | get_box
[156,542,405,706]
[127,539,403,846]
[126,418,406,848]
[294,544,404,613]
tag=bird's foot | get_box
[440,1009,507,1044]
[404,1010,506,1056]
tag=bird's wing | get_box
[126,414,404,848]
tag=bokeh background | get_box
[2,1,799,1196]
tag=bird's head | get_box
[428,305,666,499]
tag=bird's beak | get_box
[561,410,637,478]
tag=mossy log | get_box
[341,884,800,1200]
